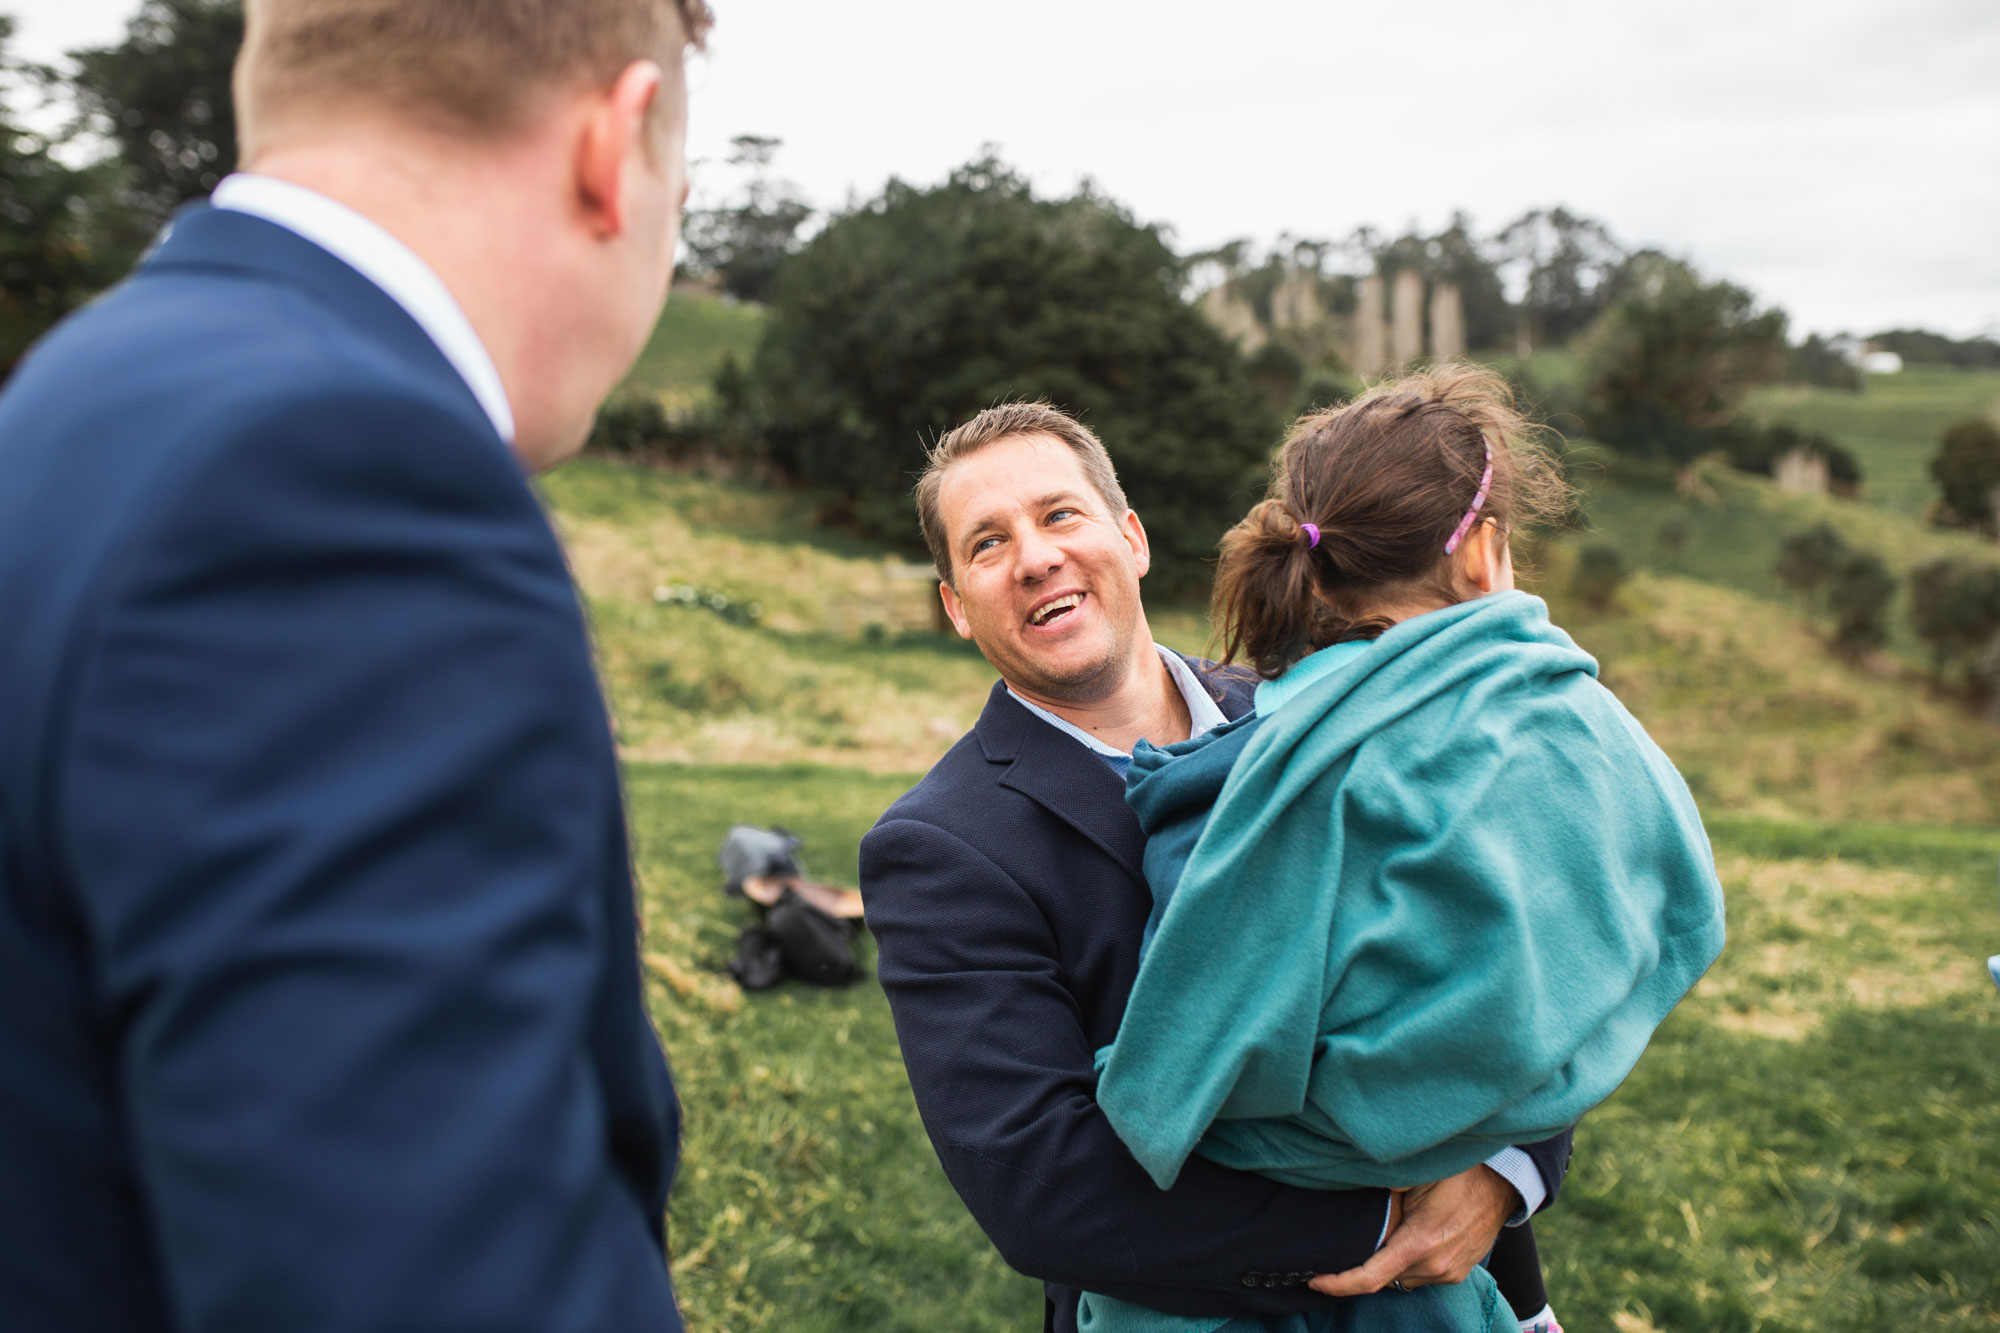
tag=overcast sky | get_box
[14,0,1999,338]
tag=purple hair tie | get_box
[1443,439,1494,556]
[1299,522,1321,549]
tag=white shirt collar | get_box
[1008,645,1229,760]
[210,173,515,443]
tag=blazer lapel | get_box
[974,683,1148,887]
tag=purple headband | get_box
[1299,522,1321,549]
[1443,439,1495,556]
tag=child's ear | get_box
[1459,518,1508,594]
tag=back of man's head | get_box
[235,0,713,157]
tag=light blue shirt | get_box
[1007,645,1227,777]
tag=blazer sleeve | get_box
[862,816,1390,1317]
[53,388,681,1332]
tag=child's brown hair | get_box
[1211,363,1569,677]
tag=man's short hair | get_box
[916,402,1131,585]
[235,0,714,156]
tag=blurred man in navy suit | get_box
[0,1,711,1328]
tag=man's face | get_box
[935,434,1152,705]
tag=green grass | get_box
[1746,368,2000,520]
[630,761,2000,1332]
[531,354,2000,1328]
[629,763,1043,1332]
[615,289,767,410]
[1565,451,2000,669]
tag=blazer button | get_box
[1240,1271,1263,1288]
[1264,1275,1280,1288]
[1283,1273,1301,1286]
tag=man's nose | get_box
[1011,525,1064,581]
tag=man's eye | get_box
[1049,509,1079,524]
[972,536,1001,555]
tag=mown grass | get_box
[539,457,2000,824]
[533,403,2000,1328]
[627,763,1044,1332]
[615,289,767,410]
[629,762,2000,1333]
[1745,368,2000,520]
[1568,452,2000,669]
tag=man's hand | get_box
[1309,1165,1516,1296]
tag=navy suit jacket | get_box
[0,206,682,1331]
[862,668,1573,1333]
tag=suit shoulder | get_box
[4,263,493,466]
[872,727,995,833]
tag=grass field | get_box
[615,289,767,410]
[1746,368,2000,520]
[629,764,2000,1333]
[537,354,2000,1330]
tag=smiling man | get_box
[859,401,1573,1333]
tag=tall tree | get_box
[677,134,813,303]
[1494,207,1627,351]
[747,156,1276,598]
[1369,213,1512,353]
[70,0,242,226]
[0,16,134,375]
[1580,253,1788,470]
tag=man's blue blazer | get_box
[862,671,1573,1333]
[0,206,682,1331]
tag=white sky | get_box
[14,0,2000,338]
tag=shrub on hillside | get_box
[1909,557,2000,685]
[1928,417,2000,537]
[1774,523,1848,596]
[1787,334,1864,392]
[1570,543,1628,611]
[1724,421,1863,495]
[744,156,1276,599]
[1579,253,1787,472]
[1827,550,1896,653]
[586,396,748,467]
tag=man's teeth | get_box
[1032,594,1083,626]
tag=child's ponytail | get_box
[1211,364,1569,679]
[1211,498,1329,678]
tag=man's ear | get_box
[575,58,664,238]
[938,579,975,640]
[1121,509,1152,579]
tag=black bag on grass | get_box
[719,826,862,990]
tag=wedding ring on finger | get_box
[1389,1279,1409,1293]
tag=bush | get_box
[1908,557,2000,684]
[1725,421,1863,494]
[1580,253,1788,470]
[1928,417,2000,536]
[1788,334,1864,392]
[585,396,748,468]
[747,156,1276,600]
[1774,523,1848,596]
[1570,542,1628,611]
[1827,550,1896,653]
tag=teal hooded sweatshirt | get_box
[1079,592,1726,1333]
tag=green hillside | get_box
[535,358,2000,1331]
[1746,368,2000,519]
[614,289,767,410]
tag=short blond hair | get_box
[235,0,714,156]
[915,402,1130,585]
